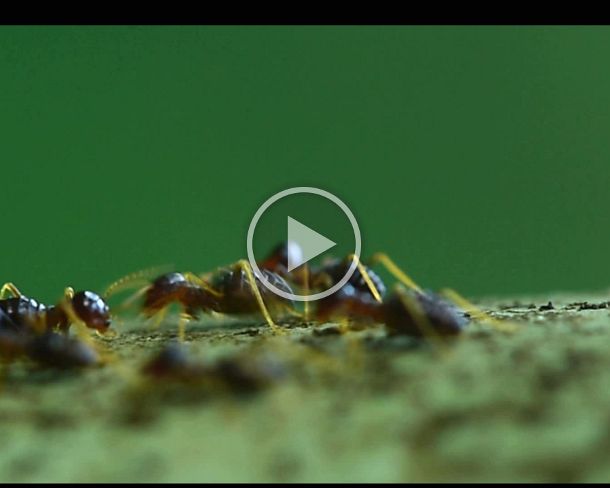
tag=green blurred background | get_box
[1,26,609,302]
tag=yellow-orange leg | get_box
[148,306,169,331]
[369,252,422,293]
[237,259,284,335]
[60,288,91,344]
[177,312,193,342]
[141,299,199,342]
[347,254,383,303]
[303,263,310,320]
[337,316,350,334]
[0,282,22,299]
[60,299,135,376]
[183,272,223,299]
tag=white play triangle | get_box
[287,216,336,272]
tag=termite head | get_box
[71,291,112,333]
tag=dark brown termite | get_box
[141,342,286,394]
[104,260,298,340]
[0,282,111,335]
[0,308,101,369]
[259,241,515,338]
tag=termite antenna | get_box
[64,287,75,300]
[103,265,173,299]
[0,282,22,299]
[369,253,422,293]
[117,285,150,313]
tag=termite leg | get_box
[368,252,422,293]
[337,316,350,334]
[177,312,193,342]
[347,254,383,303]
[148,306,169,331]
[284,307,304,319]
[303,263,310,320]
[440,288,519,333]
[183,272,223,298]
[237,259,284,335]
[57,298,111,357]
[0,283,22,299]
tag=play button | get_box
[286,217,336,272]
[247,187,362,302]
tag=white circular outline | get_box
[246,187,361,302]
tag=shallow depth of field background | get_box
[1,26,608,303]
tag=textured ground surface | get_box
[0,290,609,483]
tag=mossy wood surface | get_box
[0,291,609,482]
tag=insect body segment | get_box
[141,342,287,394]
[211,264,295,317]
[259,242,484,339]
[0,295,48,334]
[0,283,111,335]
[314,256,387,301]
[25,331,101,369]
[313,282,467,337]
[380,288,469,337]
[258,243,385,302]
[106,260,299,340]
[106,241,514,342]
[142,272,220,319]
[0,303,103,370]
